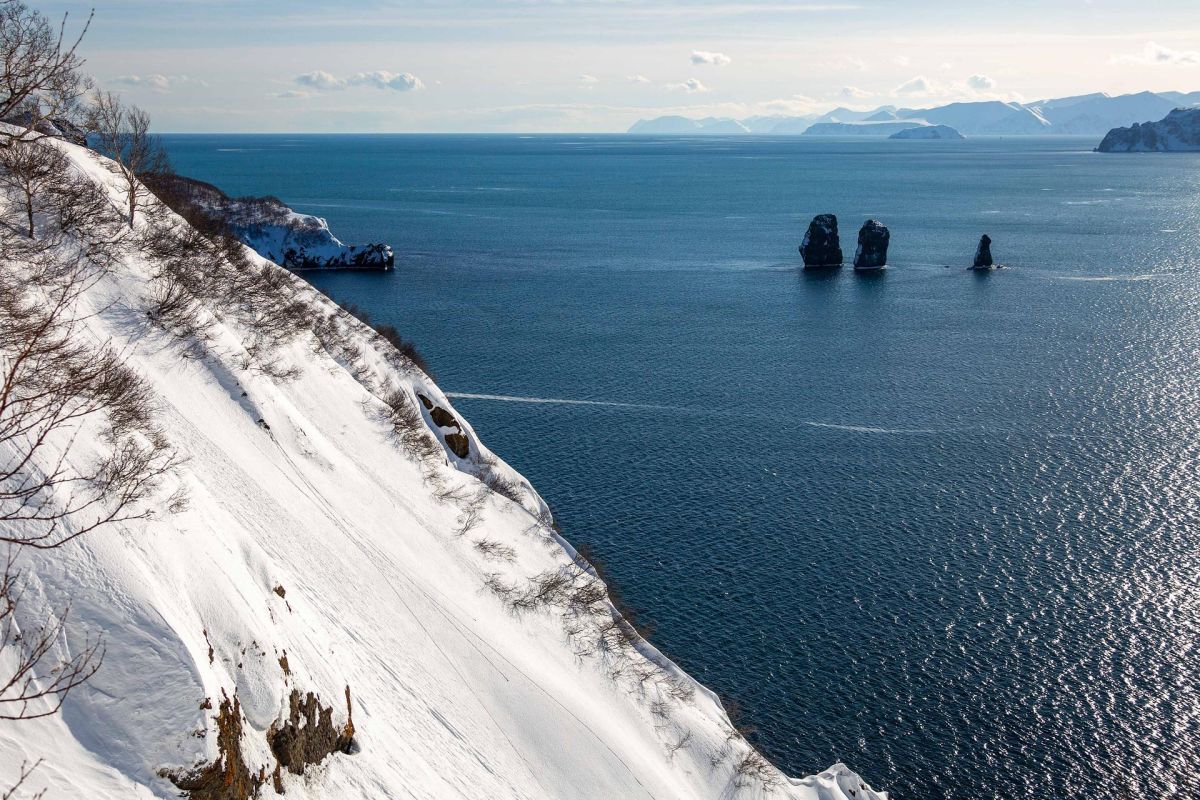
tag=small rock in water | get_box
[973,234,994,269]
[800,213,843,268]
[853,220,890,270]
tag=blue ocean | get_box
[162,133,1200,800]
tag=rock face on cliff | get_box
[973,235,994,269]
[853,220,890,270]
[800,213,844,268]
[1097,108,1200,152]
[143,172,395,270]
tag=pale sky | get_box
[42,0,1200,132]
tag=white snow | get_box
[0,137,886,799]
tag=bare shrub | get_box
[477,452,525,504]
[378,388,441,463]
[0,1,92,145]
[0,552,103,722]
[472,538,515,562]
[0,269,180,549]
[336,302,431,377]
[0,138,68,238]
[87,92,168,226]
[455,491,487,536]
[732,749,782,791]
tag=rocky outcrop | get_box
[799,214,843,268]
[162,694,266,800]
[1097,108,1200,152]
[853,220,890,270]
[417,393,471,458]
[142,172,395,271]
[267,688,356,791]
[972,235,994,269]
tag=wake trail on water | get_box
[449,392,957,434]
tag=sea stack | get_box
[853,220,890,270]
[973,235,994,269]
[800,213,843,268]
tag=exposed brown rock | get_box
[267,688,356,779]
[163,693,264,800]
[444,432,470,458]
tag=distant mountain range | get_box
[626,91,1200,136]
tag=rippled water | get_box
[163,134,1200,799]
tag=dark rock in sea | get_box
[800,214,843,268]
[1096,107,1200,152]
[973,235,994,269]
[853,220,890,270]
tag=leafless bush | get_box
[0,552,102,722]
[664,730,693,760]
[0,267,180,549]
[455,491,487,536]
[377,388,441,463]
[472,538,515,562]
[336,302,431,377]
[732,749,782,791]
[0,1,92,146]
[2,757,45,800]
[476,452,525,504]
[0,138,67,238]
[87,92,168,227]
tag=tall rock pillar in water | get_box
[973,235,994,269]
[853,220,890,270]
[800,214,843,268]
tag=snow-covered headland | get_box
[0,131,886,798]
[1096,107,1200,152]
[145,171,395,271]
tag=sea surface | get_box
[162,133,1200,800]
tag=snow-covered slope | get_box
[0,138,885,799]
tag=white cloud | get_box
[691,50,732,66]
[295,70,345,91]
[1113,41,1200,66]
[894,76,932,95]
[578,74,599,85]
[627,74,651,84]
[295,70,424,92]
[967,74,995,90]
[893,55,910,67]
[839,85,872,99]
[668,78,709,93]
[111,74,200,93]
[348,71,424,91]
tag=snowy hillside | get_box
[0,136,885,799]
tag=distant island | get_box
[626,90,1200,136]
[804,120,932,136]
[1096,107,1200,152]
[889,125,964,140]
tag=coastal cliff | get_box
[1097,108,1200,152]
[145,172,395,270]
[0,129,886,799]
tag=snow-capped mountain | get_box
[0,131,886,799]
[626,90,1200,136]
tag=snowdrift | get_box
[0,136,886,800]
